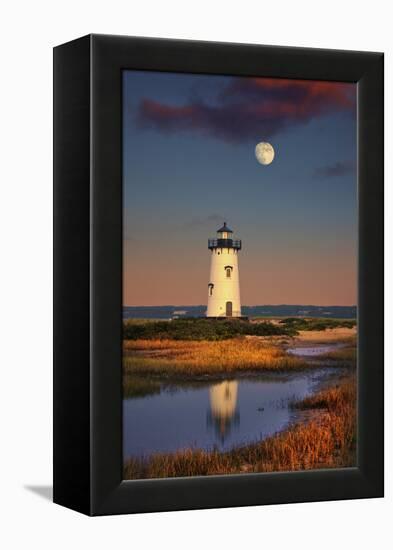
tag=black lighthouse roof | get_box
[217,222,233,233]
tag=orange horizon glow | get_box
[123,246,357,307]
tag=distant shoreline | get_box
[123,304,357,320]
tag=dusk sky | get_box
[123,70,357,306]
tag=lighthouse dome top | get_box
[208,222,241,251]
[217,222,233,233]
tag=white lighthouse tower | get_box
[206,222,242,318]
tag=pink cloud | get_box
[137,77,356,143]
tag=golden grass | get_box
[123,377,356,479]
[123,337,306,377]
[293,378,356,412]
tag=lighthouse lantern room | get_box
[206,222,242,318]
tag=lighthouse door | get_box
[226,301,233,317]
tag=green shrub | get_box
[123,318,296,341]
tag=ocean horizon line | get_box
[123,304,357,309]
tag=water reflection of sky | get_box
[123,370,335,460]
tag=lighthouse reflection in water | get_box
[123,372,324,458]
[207,380,240,442]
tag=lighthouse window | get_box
[225,266,233,278]
[208,283,214,296]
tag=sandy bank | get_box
[295,327,356,343]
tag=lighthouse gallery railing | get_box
[208,239,242,250]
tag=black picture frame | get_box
[53,34,384,516]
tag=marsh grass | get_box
[123,376,163,398]
[123,377,356,479]
[292,377,356,412]
[317,344,357,364]
[123,374,215,398]
[123,337,307,377]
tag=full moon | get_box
[255,142,275,165]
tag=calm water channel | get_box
[123,344,343,459]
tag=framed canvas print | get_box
[53,34,384,515]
